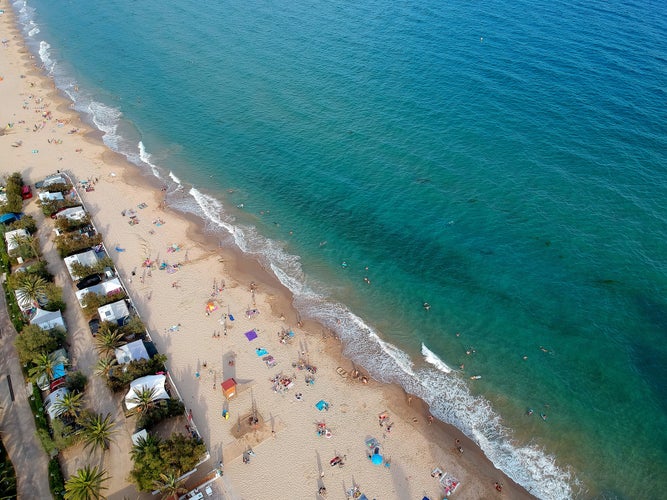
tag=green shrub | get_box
[65,371,88,394]
[107,355,167,393]
[15,325,65,365]
[54,214,90,233]
[130,433,206,491]
[0,438,17,498]
[136,399,185,431]
[48,457,65,499]
[8,214,37,234]
[82,290,127,315]
[55,234,103,258]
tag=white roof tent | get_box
[55,206,87,222]
[124,375,169,411]
[4,228,29,253]
[38,191,65,202]
[30,308,66,332]
[98,299,130,326]
[75,278,124,307]
[63,250,99,280]
[115,340,149,365]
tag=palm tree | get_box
[64,465,109,500]
[81,413,117,453]
[153,471,187,500]
[28,352,58,384]
[127,386,160,415]
[130,434,161,461]
[9,233,39,260]
[53,391,84,421]
[15,274,49,308]
[94,325,125,357]
[93,356,117,378]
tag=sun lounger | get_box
[336,367,348,378]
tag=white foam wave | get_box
[288,290,573,499]
[38,40,55,74]
[138,141,161,178]
[87,101,122,149]
[421,343,453,373]
[169,171,181,185]
[188,187,236,235]
[28,25,40,37]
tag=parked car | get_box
[88,318,100,336]
[21,185,32,200]
[76,274,101,290]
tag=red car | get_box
[21,185,32,200]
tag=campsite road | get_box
[0,286,53,499]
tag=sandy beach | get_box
[1,4,535,499]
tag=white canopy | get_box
[124,375,169,410]
[115,340,149,365]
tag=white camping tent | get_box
[124,375,169,410]
[115,340,149,365]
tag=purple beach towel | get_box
[245,330,258,341]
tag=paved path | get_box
[0,286,53,499]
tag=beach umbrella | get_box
[371,453,383,465]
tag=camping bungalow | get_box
[98,299,130,326]
[63,249,99,280]
[4,228,28,254]
[30,308,66,332]
[75,277,124,307]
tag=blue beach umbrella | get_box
[371,453,383,465]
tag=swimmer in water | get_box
[540,413,548,421]
[423,302,431,311]
[526,408,533,416]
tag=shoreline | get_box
[1,3,537,499]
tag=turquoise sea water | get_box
[13,0,667,498]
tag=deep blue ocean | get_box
[13,0,667,498]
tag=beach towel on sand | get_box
[255,348,268,356]
[245,330,258,341]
